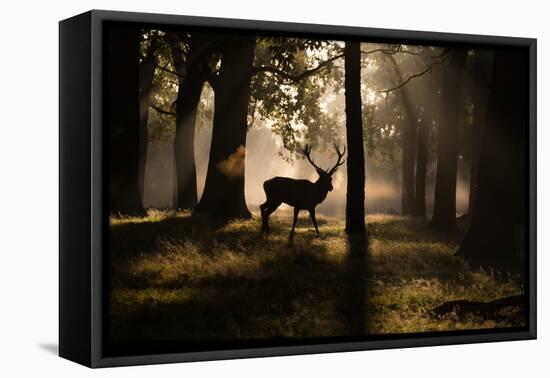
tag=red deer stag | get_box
[260,144,346,239]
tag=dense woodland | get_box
[106,24,528,348]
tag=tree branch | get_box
[151,104,175,116]
[252,53,344,83]
[155,64,184,79]
[248,98,258,129]
[431,47,453,59]
[379,61,443,93]
[360,48,420,56]
[161,79,179,87]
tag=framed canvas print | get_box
[59,10,536,368]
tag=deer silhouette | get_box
[260,144,346,239]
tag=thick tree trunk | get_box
[432,49,467,230]
[344,42,366,234]
[170,33,206,210]
[467,51,494,215]
[107,24,145,216]
[413,84,431,218]
[138,34,159,206]
[456,48,528,272]
[194,37,255,220]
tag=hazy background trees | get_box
[136,33,460,218]
[107,24,528,273]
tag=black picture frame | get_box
[59,9,537,368]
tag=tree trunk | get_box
[413,83,432,218]
[344,42,366,234]
[432,49,467,230]
[194,37,255,220]
[107,24,145,216]
[138,34,159,206]
[170,33,207,211]
[467,51,494,215]
[388,56,416,216]
[456,48,528,272]
[400,95,417,216]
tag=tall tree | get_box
[432,49,467,230]
[138,31,160,204]
[194,36,256,220]
[344,41,366,234]
[456,48,528,271]
[413,82,432,217]
[169,33,209,210]
[107,24,145,216]
[467,50,494,215]
[387,55,418,216]
[399,89,417,216]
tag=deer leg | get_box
[309,208,320,235]
[262,202,280,234]
[290,208,300,239]
[260,201,269,234]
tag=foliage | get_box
[251,38,344,161]
[141,30,177,144]
[140,31,468,186]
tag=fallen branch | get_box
[430,294,525,318]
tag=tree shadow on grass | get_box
[108,226,375,346]
[368,217,465,244]
[108,214,513,349]
[109,215,228,257]
[366,217,474,283]
[110,213,277,265]
[332,233,369,337]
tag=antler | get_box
[302,145,325,173]
[327,143,346,175]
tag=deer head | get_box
[302,143,346,192]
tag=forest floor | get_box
[108,210,525,344]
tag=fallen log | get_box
[430,294,525,317]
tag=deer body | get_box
[264,177,330,209]
[260,145,345,239]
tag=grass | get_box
[108,210,524,344]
